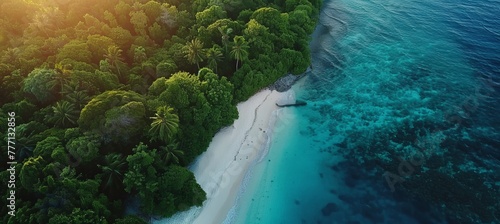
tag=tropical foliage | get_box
[0,0,321,222]
[183,38,206,70]
[149,106,179,143]
[230,36,250,70]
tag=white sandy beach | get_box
[154,89,289,224]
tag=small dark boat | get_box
[276,100,307,107]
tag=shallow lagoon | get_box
[230,0,500,223]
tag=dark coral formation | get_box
[344,120,500,223]
[321,203,339,216]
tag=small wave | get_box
[151,207,202,224]
[322,11,349,34]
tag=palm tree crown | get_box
[149,106,180,143]
[160,140,184,165]
[206,46,223,73]
[230,36,249,70]
[50,101,78,128]
[1,48,20,64]
[97,153,126,195]
[183,38,206,70]
[218,27,233,53]
[104,45,124,77]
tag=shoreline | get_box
[154,9,324,222]
[154,89,289,224]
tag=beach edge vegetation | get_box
[0,0,321,223]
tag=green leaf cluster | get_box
[149,70,238,161]
[0,0,321,222]
[123,143,205,217]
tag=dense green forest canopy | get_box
[0,0,321,223]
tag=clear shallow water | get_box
[230,0,500,223]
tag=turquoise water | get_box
[230,0,500,223]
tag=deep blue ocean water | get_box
[229,0,500,223]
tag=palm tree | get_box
[104,45,124,78]
[218,27,233,53]
[62,83,91,110]
[31,13,50,37]
[30,7,62,37]
[54,63,72,96]
[97,153,126,196]
[1,48,19,64]
[159,140,184,164]
[67,91,91,110]
[182,38,206,70]
[50,101,78,128]
[206,46,223,73]
[149,106,179,143]
[230,36,249,70]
